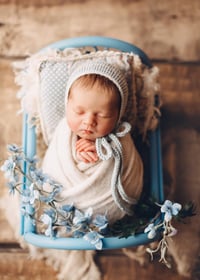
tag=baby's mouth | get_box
[83,130,93,135]
[79,128,93,135]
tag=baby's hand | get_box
[76,139,98,163]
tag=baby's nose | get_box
[83,113,96,126]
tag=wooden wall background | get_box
[0,0,199,279]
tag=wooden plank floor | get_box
[0,246,190,280]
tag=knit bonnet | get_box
[65,60,129,123]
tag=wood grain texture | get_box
[0,248,190,280]
[0,0,199,61]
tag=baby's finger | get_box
[83,145,96,152]
[86,152,98,162]
[80,152,92,163]
[79,151,98,163]
[77,152,89,163]
[76,140,95,152]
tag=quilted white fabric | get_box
[39,61,68,143]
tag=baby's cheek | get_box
[99,123,116,136]
[67,118,78,133]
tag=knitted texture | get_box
[96,122,136,215]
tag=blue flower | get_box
[7,144,23,154]
[73,208,93,232]
[1,157,18,181]
[84,231,104,250]
[61,204,75,212]
[44,209,56,220]
[26,155,38,169]
[21,189,32,204]
[40,209,56,237]
[39,191,57,203]
[40,183,62,203]
[6,182,16,195]
[21,184,39,205]
[21,206,35,226]
[58,204,75,218]
[29,169,48,187]
[12,154,23,166]
[29,183,40,204]
[93,214,108,234]
[73,230,85,238]
[144,223,157,239]
[21,206,35,217]
[161,200,182,222]
[73,208,92,226]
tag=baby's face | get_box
[66,81,120,140]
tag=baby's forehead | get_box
[70,74,120,98]
[69,76,120,101]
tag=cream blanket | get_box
[40,118,143,280]
[42,118,143,224]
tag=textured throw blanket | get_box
[42,118,143,224]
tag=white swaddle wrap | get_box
[42,118,143,223]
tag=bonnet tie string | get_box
[95,122,137,215]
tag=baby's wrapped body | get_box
[42,118,143,224]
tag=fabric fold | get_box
[42,118,143,224]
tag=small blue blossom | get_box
[144,223,157,239]
[93,214,108,234]
[21,206,34,216]
[61,204,75,212]
[21,205,35,217]
[29,169,48,187]
[58,204,75,218]
[1,157,16,180]
[73,208,93,226]
[21,206,36,226]
[40,209,56,238]
[29,183,40,204]
[40,184,62,203]
[6,181,16,195]
[40,213,52,225]
[41,214,54,237]
[21,189,32,204]
[26,155,38,168]
[44,209,57,220]
[21,184,39,205]
[84,231,104,250]
[12,154,23,167]
[73,230,85,238]
[73,208,93,232]
[161,200,182,222]
[7,144,23,154]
